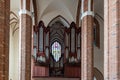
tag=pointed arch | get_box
[48,15,70,27]
[94,68,104,80]
[10,11,19,35]
[32,0,38,25]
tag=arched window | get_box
[94,18,100,48]
[52,42,61,62]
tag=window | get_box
[94,18,100,48]
[52,42,61,62]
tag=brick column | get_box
[0,0,10,80]
[19,0,32,80]
[81,0,94,80]
[104,0,120,80]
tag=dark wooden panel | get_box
[64,65,81,78]
[33,65,49,77]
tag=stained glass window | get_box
[52,42,61,62]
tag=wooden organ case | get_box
[32,21,81,78]
[33,21,49,77]
[64,22,81,78]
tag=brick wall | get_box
[20,0,33,80]
[20,14,32,80]
[81,0,94,80]
[104,0,120,79]
[81,15,94,80]
[0,0,10,80]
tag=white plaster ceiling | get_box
[36,0,104,26]
[36,0,78,26]
[10,0,104,25]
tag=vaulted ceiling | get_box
[36,0,104,26]
[36,0,78,26]
[10,0,104,26]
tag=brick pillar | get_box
[19,0,32,80]
[81,0,94,80]
[0,0,10,80]
[104,0,120,80]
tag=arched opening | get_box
[49,16,68,76]
[48,15,70,27]
[94,17,100,48]
[94,68,104,80]
[50,41,63,76]
[52,41,61,62]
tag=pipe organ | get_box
[64,22,81,64]
[33,21,81,77]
